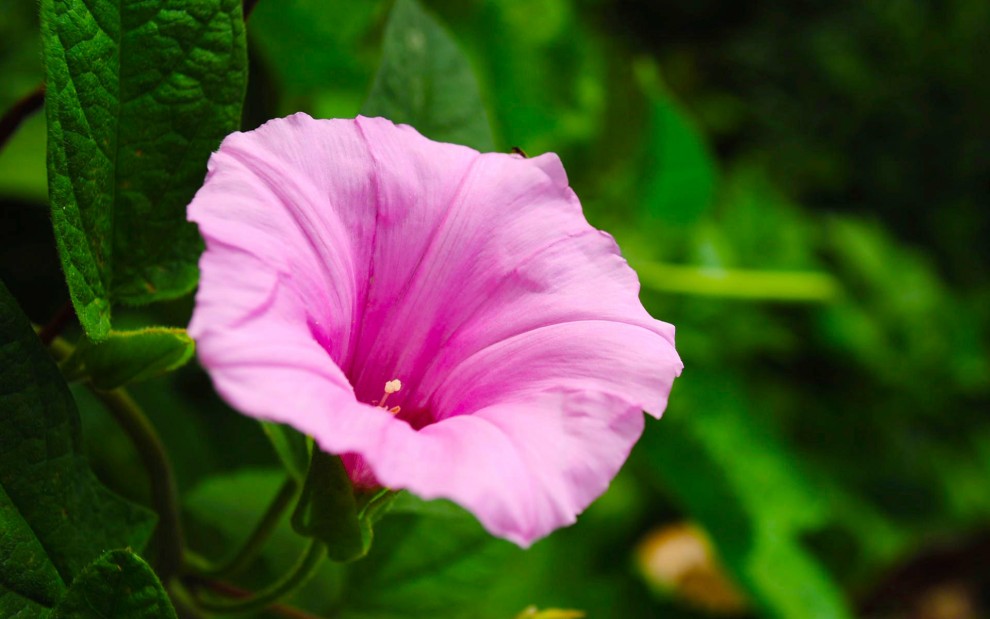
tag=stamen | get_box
[377,379,403,412]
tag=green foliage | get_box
[62,328,195,390]
[639,372,852,619]
[291,450,367,562]
[636,62,717,226]
[0,484,64,615]
[362,0,494,151]
[51,549,177,619]
[261,422,311,482]
[640,97,716,225]
[249,0,382,99]
[0,112,46,202]
[334,495,519,618]
[3,0,989,616]
[0,280,155,616]
[40,0,247,339]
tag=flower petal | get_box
[361,390,646,546]
[189,114,681,547]
[342,118,680,425]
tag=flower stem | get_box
[184,476,300,578]
[190,540,326,614]
[93,387,185,583]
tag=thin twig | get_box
[38,301,74,346]
[184,476,299,579]
[0,83,45,151]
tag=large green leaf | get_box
[0,280,155,616]
[639,372,853,619]
[51,549,177,619]
[0,483,64,616]
[332,494,519,618]
[62,327,195,390]
[40,0,248,339]
[362,0,494,151]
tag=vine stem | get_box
[190,540,327,615]
[184,476,300,579]
[38,301,74,346]
[0,83,44,152]
[183,580,327,619]
[45,334,184,583]
[93,387,185,582]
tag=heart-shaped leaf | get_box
[51,550,175,619]
[362,0,494,152]
[51,549,177,619]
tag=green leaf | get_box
[291,450,366,562]
[641,97,717,225]
[638,372,853,619]
[0,483,65,616]
[40,0,248,339]
[0,280,155,616]
[362,0,494,151]
[62,328,194,390]
[52,549,177,619]
[249,0,381,96]
[185,468,303,566]
[635,59,717,226]
[332,494,519,618]
[261,422,311,482]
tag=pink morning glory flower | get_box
[188,114,682,547]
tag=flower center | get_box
[373,379,403,414]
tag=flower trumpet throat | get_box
[188,114,682,546]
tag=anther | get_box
[377,379,402,410]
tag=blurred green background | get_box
[3,0,989,617]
